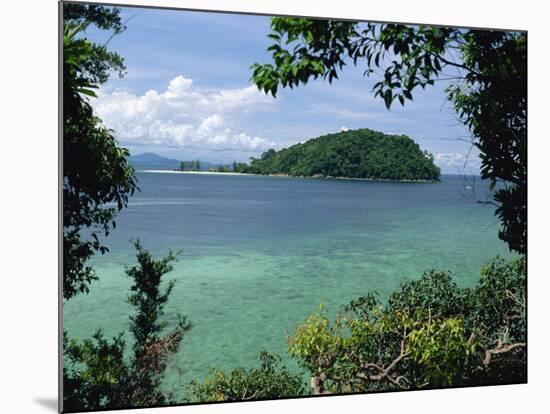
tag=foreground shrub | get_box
[189,352,306,402]
[288,256,526,394]
[63,241,191,411]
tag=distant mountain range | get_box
[128,152,219,171]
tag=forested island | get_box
[232,128,441,181]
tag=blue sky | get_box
[85,6,479,174]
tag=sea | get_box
[64,172,513,391]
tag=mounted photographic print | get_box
[60,1,527,412]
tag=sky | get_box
[84,6,480,174]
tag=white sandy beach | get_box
[139,169,256,176]
[138,169,436,183]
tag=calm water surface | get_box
[64,172,511,389]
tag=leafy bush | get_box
[189,352,306,402]
[287,256,526,394]
[63,241,191,411]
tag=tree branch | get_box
[358,329,411,389]
[483,342,525,366]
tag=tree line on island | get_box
[232,128,440,181]
[206,128,441,182]
[179,159,201,171]
[62,4,526,412]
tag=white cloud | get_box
[434,152,481,174]
[93,75,274,153]
[340,126,350,132]
[207,86,270,112]
[166,75,193,96]
[199,114,224,131]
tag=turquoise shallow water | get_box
[64,172,512,392]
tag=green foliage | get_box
[406,317,477,386]
[64,3,126,34]
[288,305,345,376]
[287,256,526,394]
[209,161,249,173]
[233,161,249,173]
[63,242,191,411]
[252,19,526,253]
[241,128,440,181]
[447,33,526,253]
[63,3,127,83]
[63,330,128,410]
[251,18,359,97]
[387,270,464,317]
[463,257,527,384]
[125,240,191,407]
[189,352,306,402]
[467,257,526,341]
[179,160,201,171]
[63,19,136,300]
[63,6,191,410]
